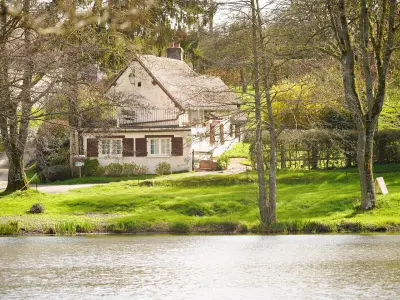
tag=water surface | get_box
[0,235,399,299]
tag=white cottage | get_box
[82,43,244,174]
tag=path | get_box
[0,168,8,192]
[192,158,248,176]
[0,168,103,194]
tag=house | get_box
[81,42,244,173]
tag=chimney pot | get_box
[167,42,183,61]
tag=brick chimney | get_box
[167,42,184,61]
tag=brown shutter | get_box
[210,124,215,145]
[235,125,241,139]
[220,124,225,144]
[171,137,183,156]
[87,139,99,157]
[122,138,134,157]
[135,138,147,157]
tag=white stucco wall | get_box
[108,61,176,109]
[190,119,241,157]
[83,130,191,174]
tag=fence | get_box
[248,129,400,170]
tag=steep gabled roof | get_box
[108,55,240,111]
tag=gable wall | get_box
[109,61,176,109]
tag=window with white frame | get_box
[149,138,171,156]
[100,139,122,156]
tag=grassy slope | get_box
[0,165,399,234]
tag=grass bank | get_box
[1,165,399,235]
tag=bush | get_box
[169,222,190,234]
[155,162,171,175]
[0,222,20,235]
[28,203,45,214]
[104,163,123,177]
[84,158,100,176]
[216,154,230,171]
[39,165,72,182]
[122,163,138,176]
[136,164,149,175]
[95,166,106,176]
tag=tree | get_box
[203,0,292,225]
[290,0,399,209]
[0,0,61,192]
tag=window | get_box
[137,82,142,87]
[150,138,171,156]
[100,139,122,156]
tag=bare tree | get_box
[0,0,61,192]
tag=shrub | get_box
[136,164,149,175]
[216,154,230,171]
[48,147,70,166]
[28,203,45,214]
[104,163,123,176]
[122,163,138,176]
[84,158,100,176]
[95,166,106,176]
[155,162,171,175]
[169,222,190,234]
[39,165,72,182]
[237,223,248,233]
[0,222,20,235]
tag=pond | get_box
[0,235,399,299]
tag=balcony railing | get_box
[117,108,181,127]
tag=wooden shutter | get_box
[210,124,215,145]
[87,139,99,157]
[220,124,225,144]
[235,125,241,139]
[171,137,183,156]
[135,138,147,157]
[122,138,134,157]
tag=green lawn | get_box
[1,165,399,235]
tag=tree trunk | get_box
[250,0,268,224]
[311,143,318,169]
[256,0,277,224]
[280,144,286,169]
[240,68,247,93]
[267,126,277,223]
[5,149,27,193]
[357,129,376,210]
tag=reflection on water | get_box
[0,235,399,299]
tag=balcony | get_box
[118,108,181,127]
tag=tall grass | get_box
[0,222,20,235]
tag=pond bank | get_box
[1,218,400,236]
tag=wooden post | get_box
[192,149,195,171]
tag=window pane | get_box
[161,139,166,154]
[165,139,170,154]
[151,139,159,155]
[112,140,121,155]
[101,140,110,155]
